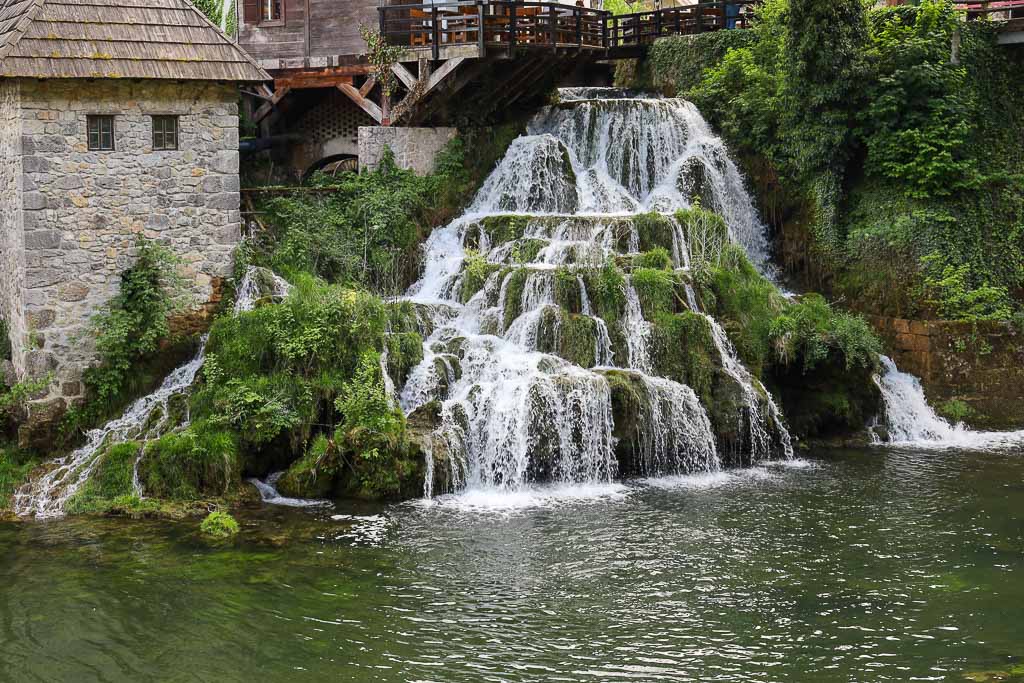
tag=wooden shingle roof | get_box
[0,0,268,81]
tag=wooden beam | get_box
[391,62,418,91]
[359,76,378,98]
[337,83,383,123]
[422,57,466,97]
[273,65,372,90]
[252,85,291,124]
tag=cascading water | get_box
[873,355,1024,450]
[402,88,792,498]
[14,267,291,519]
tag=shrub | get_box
[140,423,240,500]
[200,511,240,539]
[65,442,139,514]
[636,247,672,271]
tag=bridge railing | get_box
[608,0,758,49]
[380,1,607,59]
[379,0,761,55]
[952,0,1024,19]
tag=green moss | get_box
[480,215,530,244]
[0,446,36,511]
[64,442,139,515]
[633,212,677,253]
[276,435,336,499]
[554,268,582,314]
[501,268,529,330]
[558,312,599,368]
[385,331,424,390]
[139,422,240,501]
[460,251,500,303]
[635,247,672,271]
[582,259,627,325]
[512,238,547,264]
[650,312,718,404]
[631,268,679,318]
[200,511,240,539]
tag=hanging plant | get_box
[360,26,404,101]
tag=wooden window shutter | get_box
[243,0,258,24]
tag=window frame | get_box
[151,115,180,151]
[258,0,285,26]
[86,115,115,151]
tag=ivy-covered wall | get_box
[628,0,1024,327]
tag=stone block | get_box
[23,191,47,210]
[58,281,90,302]
[25,309,56,330]
[24,230,61,250]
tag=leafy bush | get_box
[140,423,240,500]
[66,239,186,431]
[636,248,672,271]
[64,442,140,515]
[0,445,35,511]
[200,511,240,539]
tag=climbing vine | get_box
[360,26,404,101]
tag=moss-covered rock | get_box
[200,511,240,539]
[139,422,241,501]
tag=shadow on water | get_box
[2,447,1024,682]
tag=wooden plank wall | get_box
[239,0,378,63]
[239,0,306,62]
[309,0,378,58]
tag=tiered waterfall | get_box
[399,89,793,497]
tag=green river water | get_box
[2,447,1023,682]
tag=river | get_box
[3,446,1023,682]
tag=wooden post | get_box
[602,13,609,52]
[550,5,558,51]
[576,8,582,46]
[654,7,662,41]
[432,6,440,60]
[675,7,680,34]
[478,2,486,56]
[509,2,517,57]
[695,2,703,33]
[719,0,725,30]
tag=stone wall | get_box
[4,78,242,412]
[0,80,27,377]
[358,126,458,176]
[870,316,1024,429]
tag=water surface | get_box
[2,447,1023,682]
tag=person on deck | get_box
[725,2,740,29]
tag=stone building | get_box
[0,0,268,423]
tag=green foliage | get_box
[706,246,881,375]
[0,445,35,511]
[200,511,240,539]
[65,442,140,515]
[631,268,678,319]
[583,259,627,325]
[650,312,718,403]
[140,422,240,500]
[641,31,757,96]
[460,250,500,303]
[360,26,404,100]
[860,1,977,198]
[921,255,1013,321]
[641,0,1024,322]
[939,399,975,424]
[191,0,222,26]
[71,239,185,428]
[677,205,730,272]
[333,352,417,499]
[0,319,9,361]
[636,247,672,271]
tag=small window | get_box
[87,115,114,151]
[260,0,283,23]
[152,115,179,151]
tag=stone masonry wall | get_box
[870,316,1024,429]
[0,80,27,378]
[358,126,458,176]
[9,79,241,412]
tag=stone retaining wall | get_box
[870,316,1024,429]
[358,126,458,176]
[1,78,242,433]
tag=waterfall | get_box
[246,471,329,508]
[874,355,1024,450]
[14,267,290,518]
[405,90,791,498]
[705,315,794,462]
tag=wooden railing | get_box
[953,0,1024,19]
[379,0,761,57]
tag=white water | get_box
[14,267,291,518]
[247,471,330,508]
[402,90,791,499]
[874,355,1024,450]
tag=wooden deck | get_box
[379,0,758,60]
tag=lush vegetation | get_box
[633,0,1024,322]
[200,511,240,538]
